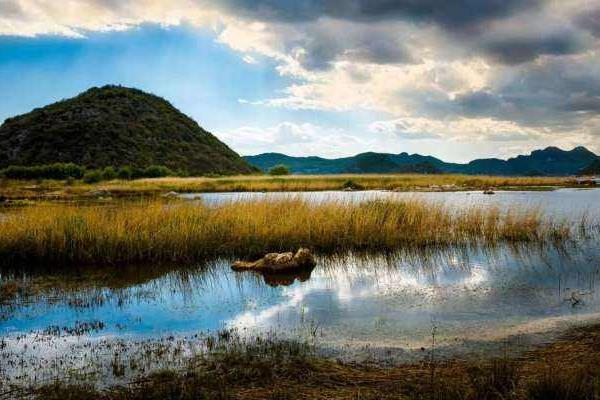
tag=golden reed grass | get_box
[0,174,576,200]
[82,174,572,195]
[0,198,572,266]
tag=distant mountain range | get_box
[245,146,600,176]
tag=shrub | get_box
[342,180,363,190]
[117,166,133,180]
[143,165,174,178]
[101,166,117,181]
[268,165,290,176]
[131,167,146,180]
[1,163,85,180]
[83,170,103,184]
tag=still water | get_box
[184,188,600,220]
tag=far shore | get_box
[0,173,593,201]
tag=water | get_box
[1,188,600,386]
[183,188,600,220]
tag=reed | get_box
[0,198,573,266]
[77,174,573,194]
[0,173,578,200]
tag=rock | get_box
[88,189,111,197]
[162,191,179,198]
[232,248,316,273]
[483,189,495,195]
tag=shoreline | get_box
[4,322,600,399]
[0,174,590,201]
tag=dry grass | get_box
[0,198,571,266]
[0,173,579,200]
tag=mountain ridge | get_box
[245,146,600,176]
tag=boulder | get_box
[232,248,316,273]
[88,189,111,197]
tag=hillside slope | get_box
[0,86,257,175]
[580,160,600,175]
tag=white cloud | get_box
[221,122,369,157]
[369,117,543,142]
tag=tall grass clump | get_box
[0,198,573,266]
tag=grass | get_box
[0,198,573,266]
[24,324,600,400]
[0,173,585,200]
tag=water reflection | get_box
[2,242,600,385]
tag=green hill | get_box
[580,160,600,175]
[0,85,257,175]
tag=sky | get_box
[0,0,599,162]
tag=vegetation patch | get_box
[0,173,583,201]
[0,198,577,267]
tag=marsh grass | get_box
[0,198,574,266]
[0,173,580,200]
[75,174,575,194]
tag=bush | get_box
[268,165,290,176]
[101,166,117,181]
[143,165,174,178]
[117,166,133,180]
[0,163,178,181]
[342,180,363,190]
[1,163,85,180]
[83,170,103,184]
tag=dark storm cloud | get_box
[456,91,504,116]
[449,59,600,126]
[293,23,414,70]
[218,0,541,31]
[481,33,585,65]
[575,8,600,38]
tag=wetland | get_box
[1,188,600,399]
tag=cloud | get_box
[369,119,442,140]
[218,0,541,32]
[0,0,219,37]
[575,8,600,38]
[221,122,369,157]
[369,117,542,143]
[481,32,586,64]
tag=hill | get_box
[580,160,600,175]
[245,146,599,176]
[248,152,442,174]
[0,86,257,175]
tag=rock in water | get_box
[232,248,316,273]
